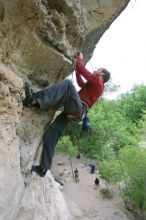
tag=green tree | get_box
[64,97,140,160]
[100,145,146,211]
[120,85,146,123]
[57,135,78,156]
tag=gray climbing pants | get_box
[35,79,82,113]
[34,79,83,170]
[41,112,68,170]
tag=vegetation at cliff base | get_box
[57,84,146,212]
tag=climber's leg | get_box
[31,112,69,177]
[23,79,82,113]
[41,112,69,170]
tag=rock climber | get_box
[23,52,110,177]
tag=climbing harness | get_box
[66,100,89,122]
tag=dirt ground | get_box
[52,152,135,220]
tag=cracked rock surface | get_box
[0,1,130,219]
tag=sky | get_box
[86,0,146,97]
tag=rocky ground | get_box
[52,152,135,220]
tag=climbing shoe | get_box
[23,82,34,107]
[31,165,47,177]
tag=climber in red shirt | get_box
[75,52,110,133]
[23,52,110,177]
[76,52,107,108]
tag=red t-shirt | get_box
[76,57,104,108]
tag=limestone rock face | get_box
[0,63,71,220]
[0,1,130,219]
[0,0,87,86]
[0,0,129,86]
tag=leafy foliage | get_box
[99,145,146,210]
[71,98,140,159]
[120,85,146,123]
[57,135,78,157]
[57,84,146,211]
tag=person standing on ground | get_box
[74,168,79,183]
[23,52,111,177]
[89,164,96,174]
[95,177,100,189]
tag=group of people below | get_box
[74,165,100,188]
[23,52,111,177]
